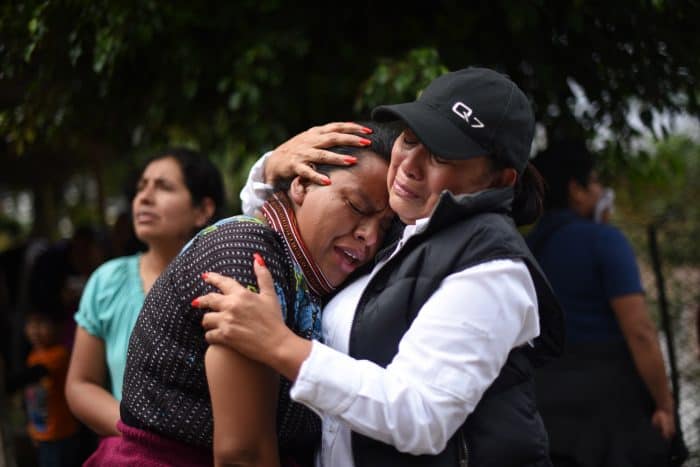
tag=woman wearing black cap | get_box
[195,67,563,467]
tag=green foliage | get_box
[611,136,700,264]
[2,1,700,235]
[354,48,448,114]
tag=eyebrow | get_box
[352,190,389,214]
[139,176,175,185]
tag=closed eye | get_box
[402,135,419,146]
[430,153,450,165]
[347,200,367,215]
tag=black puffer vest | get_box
[349,188,563,467]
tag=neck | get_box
[140,240,185,292]
[143,242,182,270]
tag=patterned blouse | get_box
[120,214,323,455]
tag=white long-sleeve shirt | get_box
[240,155,540,467]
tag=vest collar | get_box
[421,186,514,236]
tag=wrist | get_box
[270,331,312,382]
[657,396,675,413]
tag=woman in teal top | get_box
[66,148,225,441]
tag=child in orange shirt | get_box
[18,310,80,466]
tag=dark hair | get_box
[511,163,545,226]
[531,139,595,210]
[142,147,227,222]
[274,121,398,192]
[487,151,544,226]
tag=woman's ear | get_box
[289,176,309,206]
[194,197,216,228]
[494,168,518,188]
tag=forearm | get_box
[65,381,121,436]
[613,294,674,412]
[625,329,674,412]
[292,341,465,455]
[65,327,120,436]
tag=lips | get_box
[391,178,420,200]
[333,245,366,274]
[134,211,158,223]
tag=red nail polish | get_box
[321,178,331,186]
[361,127,373,134]
[359,138,371,146]
[253,252,266,267]
[344,156,357,164]
[191,298,200,307]
[201,272,208,280]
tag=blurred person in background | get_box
[8,309,80,467]
[29,226,105,352]
[527,140,676,467]
[65,149,225,455]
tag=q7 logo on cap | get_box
[452,102,484,128]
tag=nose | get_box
[400,149,425,181]
[353,217,381,249]
[134,183,155,205]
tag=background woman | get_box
[65,149,225,441]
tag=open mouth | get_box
[335,246,364,271]
[341,248,360,263]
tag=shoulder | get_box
[593,223,640,269]
[585,222,635,257]
[168,215,292,296]
[456,212,527,255]
[83,254,141,296]
[90,254,139,280]
[188,215,281,250]
[76,254,143,332]
[28,345,69,367]
[593,222,630,244]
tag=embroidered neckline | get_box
[261,192,336,297]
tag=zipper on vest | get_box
[458,428,469,467]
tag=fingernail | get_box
[253,252,266,267]
[191,298,200,307]
[361,127,373,134]
[343,156,357,165]
[201,272,208,280]
[360,138,371,146]
[321,178,331,186]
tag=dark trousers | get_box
[535,341,669,467]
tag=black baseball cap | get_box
[372,67,535,174]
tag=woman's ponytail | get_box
[511,163,545,226]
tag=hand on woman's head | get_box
[265,122,376,186]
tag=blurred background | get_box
[1,1,699,465]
